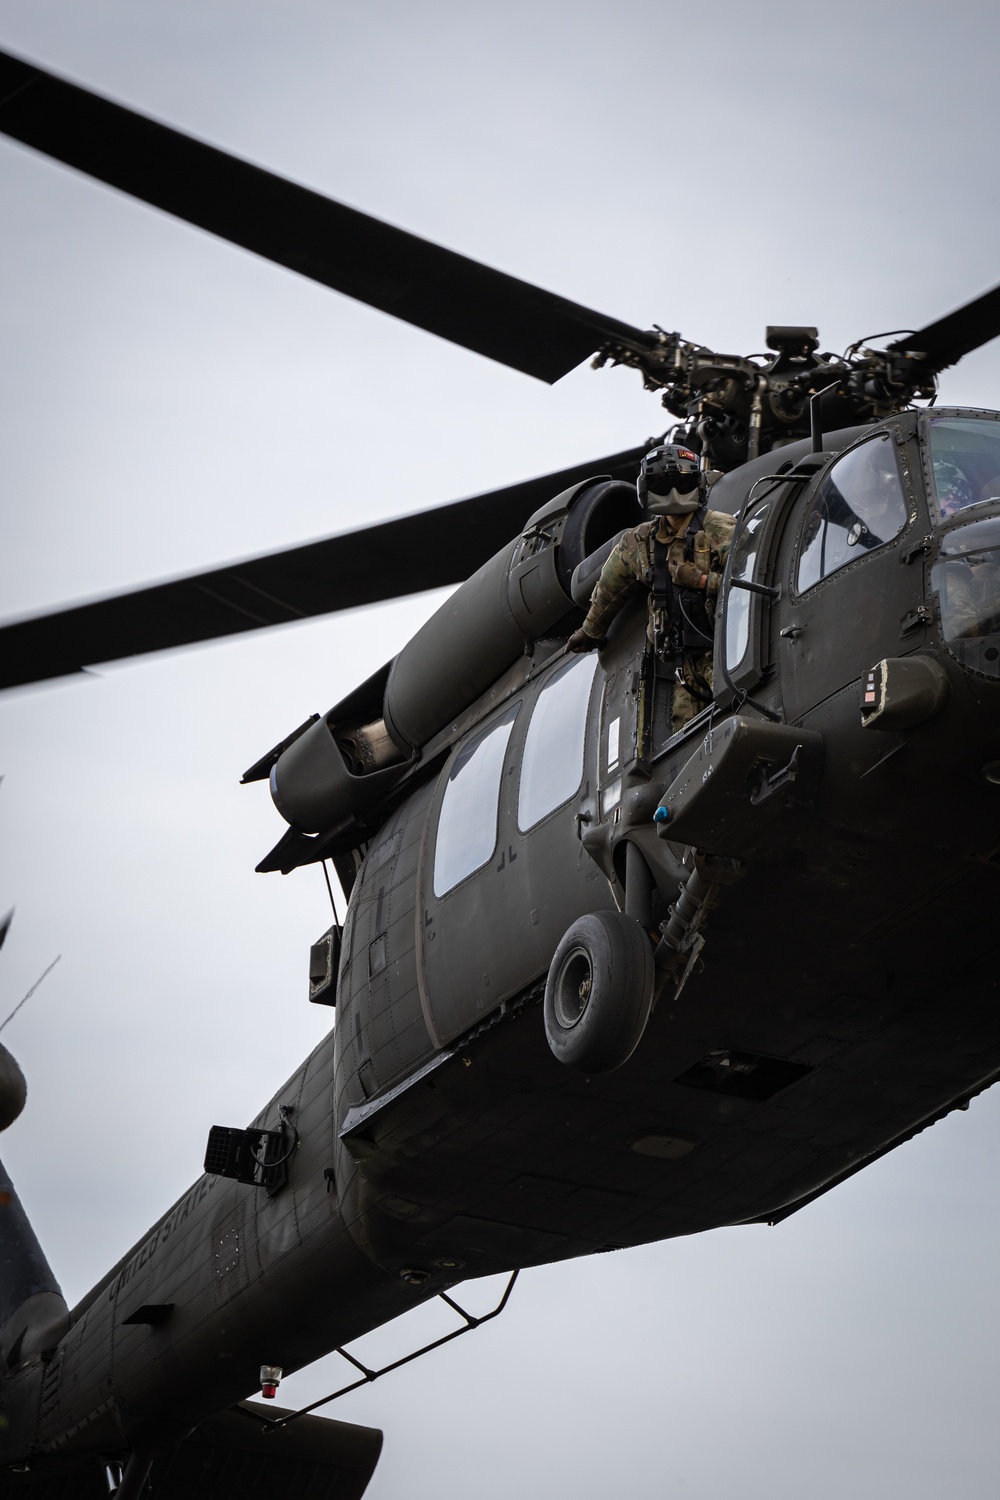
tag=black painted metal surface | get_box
[0,49,650,385]
[0,449,645,690]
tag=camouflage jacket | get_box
[581,509,737,644]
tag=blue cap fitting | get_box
[653,805,670,824]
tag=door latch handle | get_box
[900,605,932,635]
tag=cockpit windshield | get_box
[927,416,1000,522]
[796,434,909,593]
[931,514,1000,679]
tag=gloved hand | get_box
[672,561,708,589]
[566,628,604,653]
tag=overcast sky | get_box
[1,3,999,1497]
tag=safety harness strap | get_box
[651,533,673,659]
[652,508,715,702]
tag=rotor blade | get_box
[0,448,646,691]
[888,282,1000,371]
[0,48,652,383]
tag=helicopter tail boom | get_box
[0,1031,395,1492]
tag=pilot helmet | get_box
[638,444,705,517]
[933,459,974,518]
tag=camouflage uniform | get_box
[581,509,736,730]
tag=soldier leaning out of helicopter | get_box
[568,443,735,730]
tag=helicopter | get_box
[2,38,1000,1500]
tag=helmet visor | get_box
[646,469,700,496]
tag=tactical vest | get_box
[651,506,715,658]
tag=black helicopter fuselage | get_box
[4,407,999,1476]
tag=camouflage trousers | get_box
[671,651,714,732]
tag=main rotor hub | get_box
[593,323,940,473]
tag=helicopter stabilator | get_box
[2,44,1000,1500]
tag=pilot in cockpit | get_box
[934,460,977,519]
[567,444,735,731]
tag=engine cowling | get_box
[382,475,639,751]
[268,476,639,836]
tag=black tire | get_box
[543,909,655,1074]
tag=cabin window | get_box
[796,434,908,592]
[433,704,519,897]
[517,654,598,832]
[725,496,774,671]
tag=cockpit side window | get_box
[796,434,908,593]
[517,654,598,832]
[433,704,519,898]
[931,514,1000,680]
[725,496,774,673]
[928,416,1000,521]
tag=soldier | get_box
[567,444,735,731]
[934,459,976,519]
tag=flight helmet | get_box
[933,459,974,518]
[638,444,705,517]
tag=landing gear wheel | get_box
[543,910,655,1074]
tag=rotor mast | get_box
[591,323,942,472]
